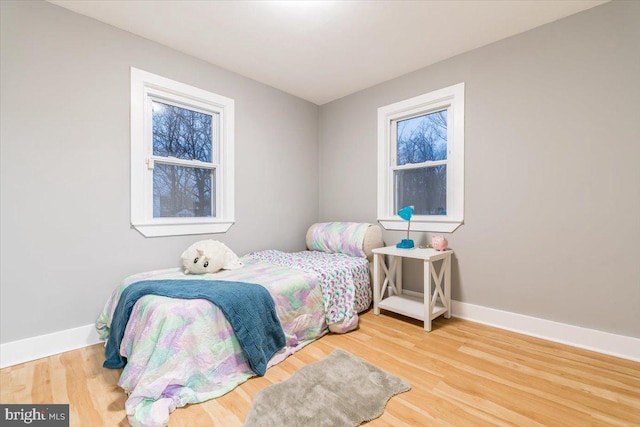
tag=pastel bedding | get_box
[103,279,286,375]
[97,249,371,427]
[308,222,370,258]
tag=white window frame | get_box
[130,67,235,237]
[377,83,464,233]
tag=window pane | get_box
[152,101,214,162]
[396,110,447,166]
[394,165,446,215]
[153,164,215,218]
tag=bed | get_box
[96,222,384,427]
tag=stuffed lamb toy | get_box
[181,240,243,274]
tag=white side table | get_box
[372,245,453,332]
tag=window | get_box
[377,83,464,233]
[130,68,235,237]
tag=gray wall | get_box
[318,0,640,338]
[0,1,319,343]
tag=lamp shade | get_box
[397,205,414,221]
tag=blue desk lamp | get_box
[396,205,415,249]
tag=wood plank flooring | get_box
[2,311,639,426]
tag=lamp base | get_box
[396,239,414,249]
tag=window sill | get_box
[378,218,462,233]
[132,220,234,237]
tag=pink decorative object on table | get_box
[431,235,448,251]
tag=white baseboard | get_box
[451,300,640,362]
[0,324,102,369]
[1,302,638,369]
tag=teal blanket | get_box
[103,279,285,376]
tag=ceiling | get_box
[48,0,608,105]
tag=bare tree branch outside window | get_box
[395,110,447,215]
[151,101,215,218]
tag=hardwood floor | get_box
[2,311,639,426]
